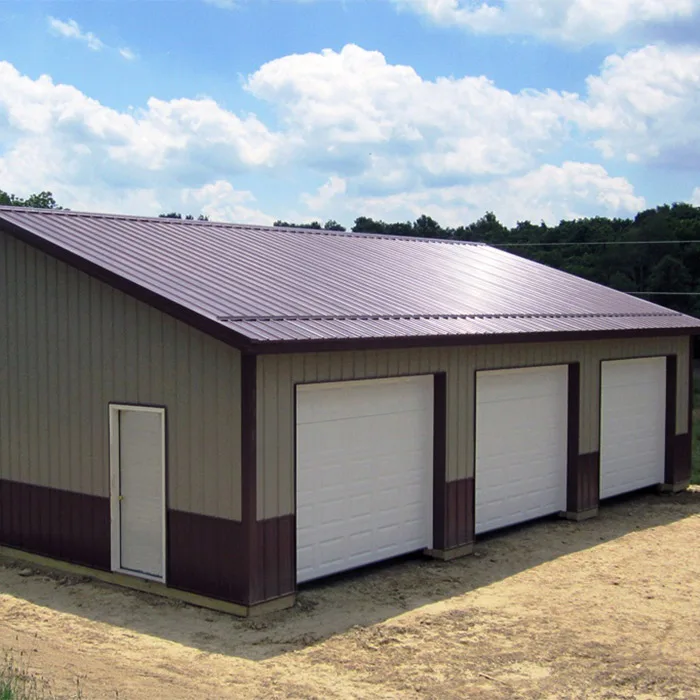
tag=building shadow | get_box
[1,488,698,662]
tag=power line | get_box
[491,240,700,248]
[629,292,700,296]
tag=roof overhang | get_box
[246,325,700,355]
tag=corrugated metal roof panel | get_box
[1,205,699,346]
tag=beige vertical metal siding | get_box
[0,234,242,520]
[257,336,690,519]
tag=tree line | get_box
[276,206,700,317]
[3,188,699,316]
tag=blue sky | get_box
[1,0,699,228]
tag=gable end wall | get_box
[0,233,242,520]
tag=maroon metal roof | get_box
[1,205,699,350]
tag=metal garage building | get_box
[1,206,698,615]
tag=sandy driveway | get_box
[1,487,699,699]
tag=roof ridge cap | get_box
[0,205,485,246]
[220,310,685,323]
[271,226,485,246]
[0,205,230,227]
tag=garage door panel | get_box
[476,407,562,435]
[479,367,565,399]
[476,365,568,535]
[478,441,564,463]
[479,490,561,532]
[297,376,434,583]
[606,438,656,458]
[299,416,428,464]
[349,494,373,517]
[600,358,665,499]
[298,443,430,483]
[603,361,661,388]
[297,380,431,424]
[478,478,563,504]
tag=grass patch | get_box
[0,654,46,700]
[0,653,82,700]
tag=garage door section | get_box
[475,365,568,535]
[296,376,434,584]
[600,357,666,499]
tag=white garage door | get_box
[600,357,666,499]
[296,376,434,584]
[475,365,568,535]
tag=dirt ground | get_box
[1,488,699,700]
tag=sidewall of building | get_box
[257,337,690,520]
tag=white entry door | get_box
[296,376,434,584]
[475,365,568,535]
[110,405,166,581]
[600,357,666,499]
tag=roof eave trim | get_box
[246,325,700,355]
[0,218,255,353]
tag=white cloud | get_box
[202,0,238,8]
[48,17,136,61]
[444,162,646,225]
[302,162,645,227]
[181,181,275,224]
[25,181,274,225]
[580,45,700,166]
[302,176,347,211]
[394,0,699,45]
[1,42,692,227]
[0,61,279,220]
[692,188,700,205]
[248,43,700,186]
[119,48,137,61]
[247,44,579,188]
[48,17,104,51]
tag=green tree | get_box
[273,220,323,229]
[159,213,209,221]
[352,217,387,234]
[413,215,446,239]
[0,189,60,209]
[648,255,693,312]
[608,271,637,293]
[462,212,508,244]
